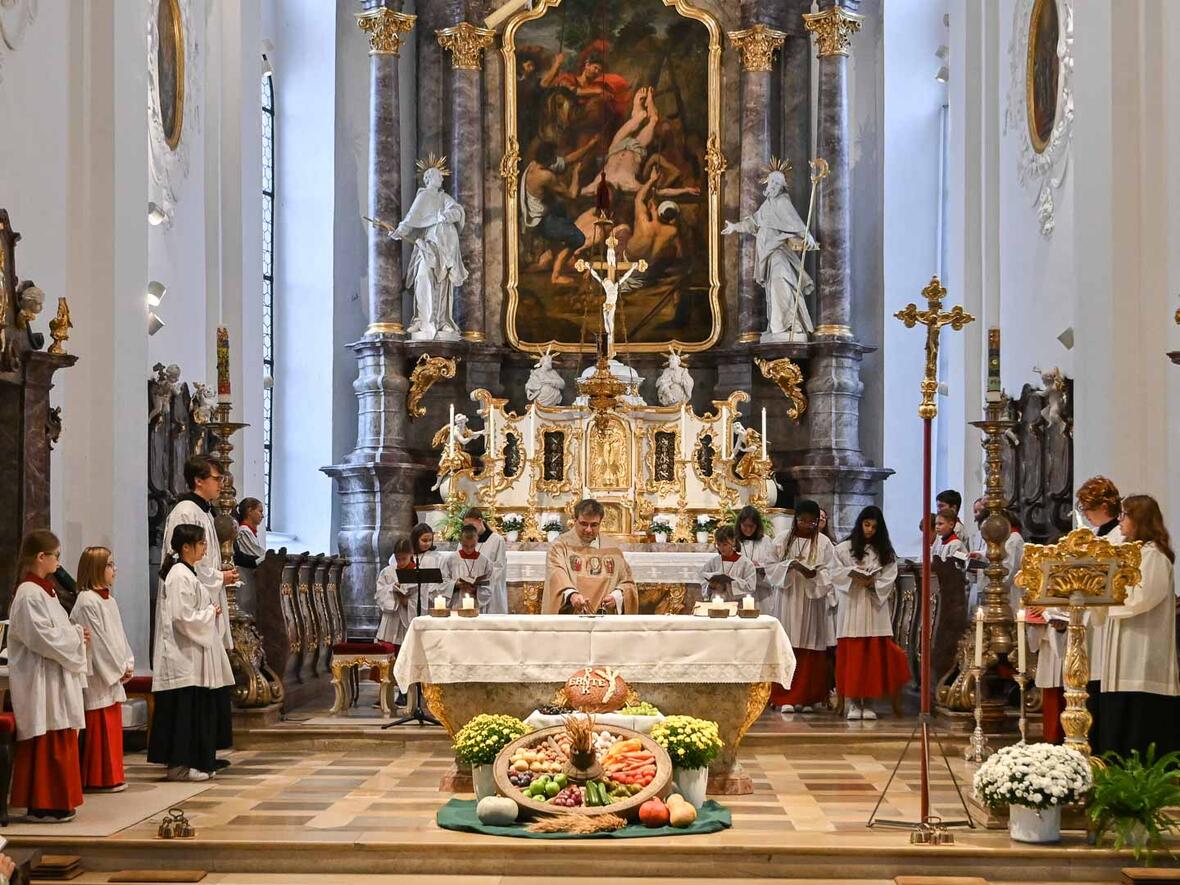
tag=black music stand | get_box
[383,566,443,729]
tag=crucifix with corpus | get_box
[575,230,647,360]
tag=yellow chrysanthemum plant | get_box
[452,714,533,766]
[650,716,724,770]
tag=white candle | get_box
[434,594,447,610]
[742,594,755,611]
[974,608,985,669]
[712,594,724,606]
[462,594,475,611]
[449,403,456,456]
[528,405,536,458]
[488,405,496,461]
[720,406,728,460]
[761,407,767,459]
[1017,608,1027,674]
[680,404,688,460]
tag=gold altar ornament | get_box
[1014,528,1140,758]
[48,297,72,356]
[705,133,728,196]
[355,8,416,56]
[755,356,807,421]
[728,23,786,72]
[499,136,521,197]
[406,353,458,419]
[437,22,495,70]
[802,5,864,58]
[895,276,974,420]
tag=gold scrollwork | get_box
[705,133,727,197]
[406,353,458,419]
[586,415,631,491]
[728,23,785,72]
[499,135,521,197]
[754,356,807,421]
[436,22,495,70]
[802,5,863,58]
[420,683,457,734]
[356,8,416,56]
[1014,527,1141,605]
[537,423,577,495]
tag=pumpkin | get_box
[638,797,670,828]
[476,795,519,826]
[561,666,630,714]
[666,793,697,828]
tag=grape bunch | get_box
[508,771,534,788]
[550,786,583,808]
[537,704,572,715]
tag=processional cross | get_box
[895,276,975,420]
[575,232,647,360]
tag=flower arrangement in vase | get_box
[499,514,523,543]
[541,518,564,542]
[452,714,533,800]
[972,742,1092,843]
[649,518,673,543]
[650,716,723,808]
[694,515,718,545]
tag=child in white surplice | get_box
[447,524,494,611]
[699,525,757,602]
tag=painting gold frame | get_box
[157,0,186,151]
[500,0,724,355]
[1025,0,1059,155]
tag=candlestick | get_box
[216,326,231,404]
[986,328,1002,403]
[1016,608,1027,674]
[974,607,984,669]
[761,407,767,459]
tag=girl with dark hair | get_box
[832,506,910,720]
[1093,495,1180,758]
[149,523,235,782]
[409,523,454,611]
[8,530,89,821]
[699,525,756,602]
[766,500,836,713]
[70,547,135,792]
[736,505,776,612]
[234,497,265,568]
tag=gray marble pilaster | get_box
[449,64,486,341]
[738,68,772,342]
[781,0,813,220]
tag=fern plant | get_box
[1089,745,1180,865]
[438,498,468,541]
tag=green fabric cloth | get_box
[436,798,732,839]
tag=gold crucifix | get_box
[895,275,975,419]
[575,231,648,360]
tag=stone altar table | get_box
[393,614,795,794]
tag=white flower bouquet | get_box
[972,742,1092,810]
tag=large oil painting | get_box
[156,0,185,150]
[503,0,722,353]
[1026,0,1059,154]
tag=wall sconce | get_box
[146,281,167,307]
[148,202,169,226]
[148,312,166,336]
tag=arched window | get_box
[261,58,275,526]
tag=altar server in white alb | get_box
[448,524,495,611]
[736,505,777,613]
[463,507,508,613]
[767,500,836,713]
[8,530,89,822]
[375,538,419,648]
[69,546,135,792]
[831,507,909,721]
[409,523,456,610]
[1092,495,1180,759]
[1027,608,1066,744]
[150,523,235,781]
[930,508,967,561]
[699,525,757,602]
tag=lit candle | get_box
[434,594,447,610]
[487,405,496,462]
[761,407,767,459]
[449,403,456,456]
[680,404,688,460]
[216,326,231,403]
[712,594,724,607]
[986,328,1002,403]
[527,405,536,458]
[974,608,985,669]
[462,594,475,611]
[720,406,728,460]
[1017,608,1027,674]
[742,594,755,611]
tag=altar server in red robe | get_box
[8,530,89,822]
[832,507,910,720]
[69,546,135,791]
[767,501,836,713]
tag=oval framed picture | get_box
[156,0,185,150]
[1025,0,1060,154]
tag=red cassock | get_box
[11,729,84,812]
[1041,686,1065,744]
[772,648,832,707]
[835,636,912,699]
[81,704,125,788]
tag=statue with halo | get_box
[655,347,693,406]
[526,345,565,406]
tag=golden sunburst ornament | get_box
[415,152,451,178]
[758,156,793,183]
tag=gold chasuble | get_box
[542,530,639,614]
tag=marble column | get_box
[438,21,495,343]
[729,22,785,344]
[780,0,813,221]
[325,1,420,637]
[789,0,891,540]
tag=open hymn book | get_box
[784,559,818,579]
[849,565,880,584]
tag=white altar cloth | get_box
[392,614,795,687]
[507,550,715,583]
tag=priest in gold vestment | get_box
[542,499,639,614]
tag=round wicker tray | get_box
[492,725,672,818]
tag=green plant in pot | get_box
[1089,745,1180,865]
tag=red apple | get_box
[638,797,670,828]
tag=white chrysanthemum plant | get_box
[972,743,1092,810]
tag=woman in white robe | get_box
[409,523,456,611]
[70,546,135,791]
[8,530,89,821]
[736,505,777,615]
[831,506,908,720]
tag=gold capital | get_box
[437,22,496,71]
[356,8,416,56]
[802,6,864,58]
[728,23,786,72]
[895,275,974,419]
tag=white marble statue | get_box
[1034,365,1069,433]
[390,163,467,342]
[16,283,44,329]
[526,346,565,407]
[431,412,484,492]
[721,170,816,343]
[190,382,216,425]
[149,363,182,426]
[655,348,693,406]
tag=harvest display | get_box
[494,719,672,818]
